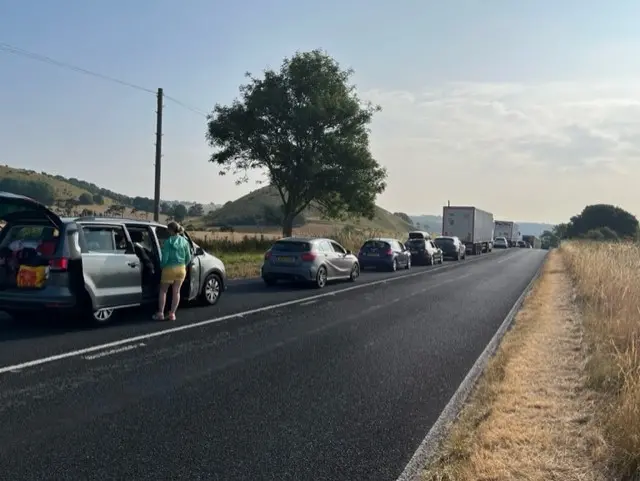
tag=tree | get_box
[206,49,387,237]
[393,212,414,225]
[171,204,188,222]
[92,193,104,205]
[566,204,638,239]
[187,203,204,217]
[78,193,93,205]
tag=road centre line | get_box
[0,252,500,376]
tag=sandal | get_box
[168,313,176,321]
[152,312,165,321]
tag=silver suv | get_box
[0,192,227,324]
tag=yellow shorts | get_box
[160,265,187,284]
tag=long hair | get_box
[167,221,184,235]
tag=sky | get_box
[2,0,640,224]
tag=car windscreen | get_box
[361,240,390,250]
[271,241,311,253]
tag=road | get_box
[0,248,546,481]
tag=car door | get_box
[329,240,352,276]
[79,223,143,309]
[394,240,409,266]
[182,232,201,300]
[318,240,338,277]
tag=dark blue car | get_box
[357,238,411,272]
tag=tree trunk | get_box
[282,213,295,238]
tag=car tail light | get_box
[301,252,316,262]
[385,249,393,256]
[264,251,272,260]
[49,257,69,271]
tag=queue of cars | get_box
[260,231,469,289]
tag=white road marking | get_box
[299,300,318,306]
[83,342,146,361]
[0,251,509,376]
[497,251,521,264]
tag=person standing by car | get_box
[153,221,192,321]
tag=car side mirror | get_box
[346,250,352,256]
[195,247,205,256]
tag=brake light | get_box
[264,251,272,260]
[301,252,316,262]
[49,257,69,271]
[385,249,393,256]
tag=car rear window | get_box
[271,241,311,253]
[406,238,426,246]
[434,238,454,245]
[408,232,428,240]
[362,240,390,249]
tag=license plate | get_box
[410,250,418,254]
[277,256,295,263]
[367,252,379,257]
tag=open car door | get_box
[182,232,201,301]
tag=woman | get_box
[153,221,192,321]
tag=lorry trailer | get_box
[522,235,542,249]
[442,206,494,255]
[494,220,521,247]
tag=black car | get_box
[434,236,466,261]
[358,238,411,272]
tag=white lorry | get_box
[493,220,521,247]
[442,206,494,255]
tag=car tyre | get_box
[349,263,360,282]
[391,259,398,272]
[263,276,277,286]
[200,273,222,306]
[439,255,443,264]
[405,257,411,270]
[315,266,328,289]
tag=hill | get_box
[203,185,413,234]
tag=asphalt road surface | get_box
[0,248,547,481]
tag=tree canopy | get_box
[565,204,638,240]
[206,49,387,236]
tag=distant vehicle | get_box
[0,192,227,325]
[494,220,521,247]
[493,237,509,249]
[442,206,494,255]
[261,237,359,288]
[358,238,411,271]
[517,240,527,248]
[406,230,432,241]
[434,236,466,260]
[405,236,443,265]
[522,235,542,249]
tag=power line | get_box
[0,41,208,117]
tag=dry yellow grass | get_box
[422,250,607,481]
[562,241,640,480]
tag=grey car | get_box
[261,237,360,288]
[0,192,227,325]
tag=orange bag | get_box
[16,265,47,288]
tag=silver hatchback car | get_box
[261,237,360,288]
[0,192,227,325]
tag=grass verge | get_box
[422,249,607,481]
[561,241,640,480]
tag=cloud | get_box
[361,81,640,221]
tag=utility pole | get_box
[153,87,164,221]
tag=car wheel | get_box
[92,308,115,325]
[428,255,434,266]
[349,263,360,282]
[315,266,328,289]
[439,255,443,264]
[263,277,277,286]
[391,259,398,272]
[201,273,222,306]
[405,257,411,270]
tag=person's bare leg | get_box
[168,280,183,319]
[155,283,169,319]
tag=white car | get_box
[493,237,509,249]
